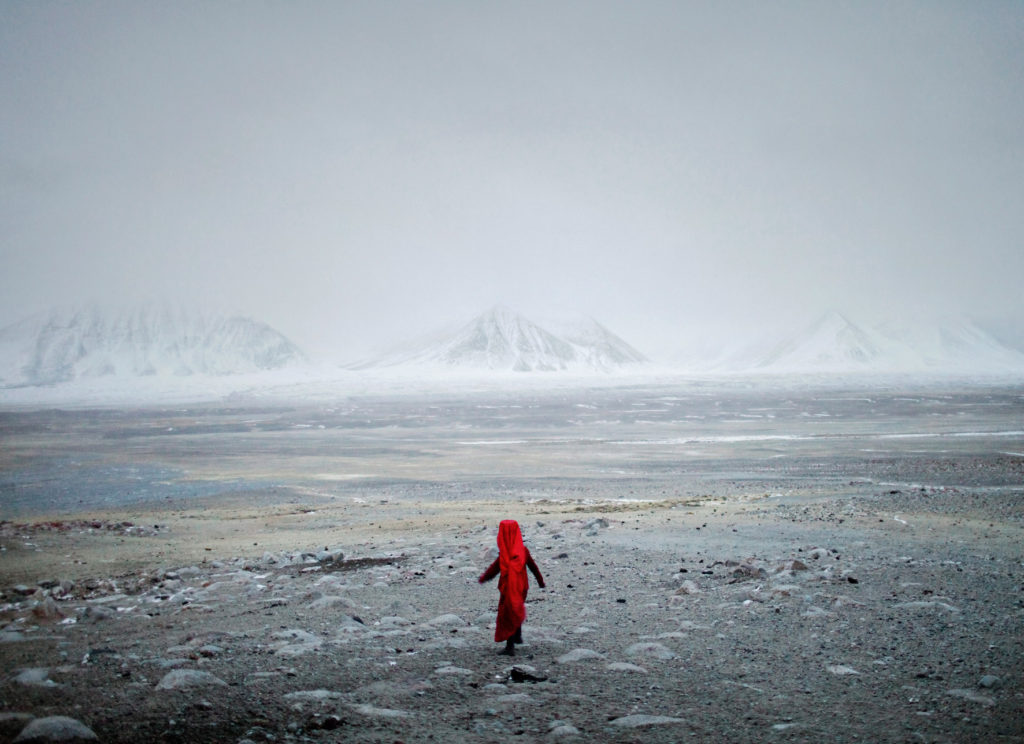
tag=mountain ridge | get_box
[741,311,1024,374]
[353,306,648,373]
[0,303,306,387]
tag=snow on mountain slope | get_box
[755,310,884,371]
[355,306,648,373]
[541,314,648,369]
[0,303,305,387]
[748,311,1024,375]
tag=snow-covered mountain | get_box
[744,311,1024,375]
[755,311,884,371]
[355,306,647,373]
[0,303,306,387]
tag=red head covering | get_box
[494,519,528,641]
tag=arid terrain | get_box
[1,381,1022,743]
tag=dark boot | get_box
[499,639,515,656]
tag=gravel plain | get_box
[1,382,1022,743]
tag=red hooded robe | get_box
[494,519,529,642]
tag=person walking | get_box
[478,519,545,656]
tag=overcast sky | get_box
[2,1,1022,360]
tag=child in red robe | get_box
[478,519,545,656]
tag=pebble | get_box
[306,595,356,610]
[12,716,97,743]
[826,665,859,676]
[270,628,322,656]
[155,669,228,690]
[282,689,343,703]
[607,662,648,674]
[895,601,960,613]
[347,703,411,719]
[14,669,60,688]
[609,714,684,728]
[556,648,606,664]
[625,642,676,660]
[428,613,468,627]
[434,666,474,676]
[490,693,535,707]
[549,723,581,737]
[673,580,701,595]
[30,598,64,622]
[80,606,116,623]
[947,689,995,706]
[978,675,1002,689]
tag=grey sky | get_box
[2,1,1022,360]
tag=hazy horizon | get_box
[3,2,1023,361]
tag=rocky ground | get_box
[1,483,1022,744]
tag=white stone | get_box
[556,648,606,664]
[283,689,343,702]
[610,714,684,728]
[625,642,676,660]
[826,665,859,676]
[15,668,59,687]
[947,689,995,706]
[428,613,467,627]
[13,716,97,743]
[348,703,411,718]
[607,662,648,673]
[155,669,228,690]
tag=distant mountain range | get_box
[2,303,1020,389]
[352,306,648,373]
[721,310,1024,375]
[0,303,305,387]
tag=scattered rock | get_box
[490,693,535,707]
[14,669,60,688]
[378,616,412,628]
[270,628,322,656]
[731,563,768,580]
[283,689,343,704]
[609,714,684,728]
[895,601,960,613]
[947,689,995,706]
[316,547,345,564]
[978,675,1002,689]
[30,597,64,622]
[549,723,581,737]
[347,703,411,719]
[502,666,543,683]
[673,580,701,596]
[434,665,474,676]
[556,648,606,664]
[827,665,860,676]
[13,716,98,743]
[80,606,116,623]
[625,642,676,660]
[155,669,228,690]
[428,613,468,627]
[607,662,648,674]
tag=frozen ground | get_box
[0,381,1022,742]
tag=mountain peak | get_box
[356,307,647,373]
[749,311,1024,374]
